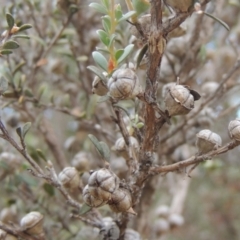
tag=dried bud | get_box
[88,168,119,201]
[20,212,44,236]
[10,25,20,34]
[108,188,133,213]
[58,167,80,189]
[228,119,240,141]
[153,218,170,235]
[113,136,139,160]
[0,205,17,223]
[100,217,120,240]
[164,84,201,116]
[82,184,107,207]
[71,151,90,172]
[0,152,21,179]
[168,213,185,228]
[155,205,170,218]
[196,129,222,154]
[108,68,142,100]
[201,81,219,97]
[124,229,141,240]
[92,76,108,96]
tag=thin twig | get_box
[150,140,240,174]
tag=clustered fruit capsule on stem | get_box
[88,168,119,202]
[108,68,142,100]
[164,84,201,116]
[228,119,240,141]
[20,212,44,237]
[196,129,222,154]
[58,167,80,190]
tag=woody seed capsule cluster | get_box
[196,129,222,154]
[83,168,135,213]
[228,119,240,141]
[164,84,201,116]
[108,68,142,100]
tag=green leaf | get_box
[118,11,136,23]
[132,0,150,16]
[92,51,108,71]
[13,61,26,76]
[22,122,31,138]
[108,34,116,48]
[99,141,110,162]
[87,65,107,82]
[115,49,124,61]
[16,126,22,139]
[117,44,134,64]
[18,24,32,32]
[69,4,79,14]
[79,203,92,215]
[6,13,15,30]
[36,149,47,162]
[97,30,110,46]
[113,104,131,118]
[115,4,123,20]
[24,88,34,97]
[101,0,110,9]
[97,95,110,103]
[88,134,104,158]
[12,35,30,40]
[136,43,148,69]
[0,76,8,94]
[43,183,55,197]
[89,2,108,14]
[0,50,13,55]
[102,16,111,33]
[2,40,19,50]
[136,122,144,128]
[203,12,230,31]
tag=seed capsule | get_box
[82,184,107,207]
[164,84,201,116]
[88,168,119,201]
[108,68,142,100]
[58,167,80,190]
[108,188,133,213]
[228,119,240,141]
[99,217,120,240]
[92,76,108,96]
[20,212,44,236]
[196,129,222,154]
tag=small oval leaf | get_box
[36,149,47,162]
[43,183,55,197]
[99,141,110,162]
[117,44,134,64]
[6,13,15,30]
[92,51,108,71]
[16,126,22,138]
[2,40,19,50]
[0,50,13,55]
[0,76,8,94]
[89,3,108,14]
[18,24,32,32]
[79,203,92,215]
[23,122,31,138]
[87,65,107,82]
[118,11,136,23]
